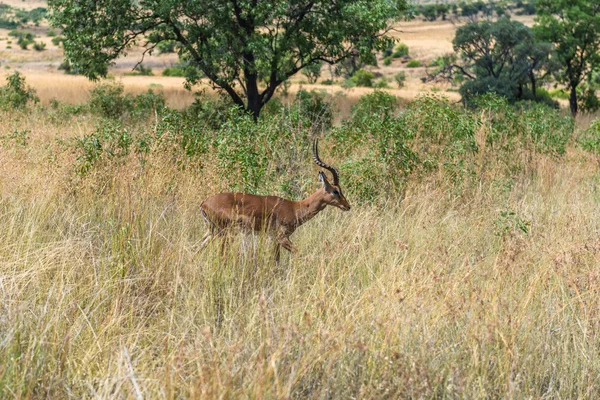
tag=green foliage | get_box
[74,121,149,175]
[0,71,39,109]
[51,35,64,46]
[392,43,409,58]
[32,41,46,51]
[155,40,177,54]
[162,67,186,77]
[125,64,153,76]
[302,61,323,84]
[383,56,392,66]
[89,82,130,119]
[374,79,390,89]
[495,209,530,237]
[394,71,406,88]
[578,118,600,154]
[349,69,375,87]
[46,29,56,37]
[549,88,569,100]
[49,0,407,118]
[291,89,334,131]
[406,60,422,68]
[453,17,555,106]
[89,82,166,120]
[535,0,600,116]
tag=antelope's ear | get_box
[318,171,331,188]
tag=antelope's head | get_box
[313,139,351,211]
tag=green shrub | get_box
[374,79,390,88]
[125,64,153,76]
[46,29,56,37]
[89,82,166,120]
[392,43,409,58]
[32,41,45,51]
[406,60,422,68]
[292,89,333,131]
[579,118,600,154]
[51,36,65,46]
[162,67,186,77]
[394,71,406,88]
[156,40,177,54]
[302,61,323,84]
[0,71,39,109]
[17,36,32,49]
[74,121,151,175]
[549,88,569,100]
[383,56,392,66]
[89,82,131,119]
[349,69,375,87]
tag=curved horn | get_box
[312,138,340,185]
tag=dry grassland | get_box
[1,108,600,397]
[1,9,600,399]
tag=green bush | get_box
[125,64,153,76]
[578,118,600,154]
[156,40,177,54]
[374,79,390,88]
[292,89,334,131]
[406,60,422,68]
[392,43,409,58]
[549,88,569,100]
[349,69,375,87]
[0,71,39,109]
[51,36,65,46]
[89,82,131,119]
[383,56,392,66]
[89,82,166,120]
[17,36,32,49]
[32,41,45,51]
[394,71,406,88]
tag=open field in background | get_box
[2,2,600,398]
[0,16,540,111]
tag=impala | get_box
[200,139,350,262]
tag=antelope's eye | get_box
[333,189,340,196]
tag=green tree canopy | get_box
[429,17,555,106]
[534,0,600,116]
[49,0,406,119]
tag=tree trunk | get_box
[530,73,536,99]
[243,51,262,121]
[569,86,578,117]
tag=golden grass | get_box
[1,107,600,397]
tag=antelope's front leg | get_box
[277,234,298,254]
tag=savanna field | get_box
[2,0,600,398]
[2,81,600,398]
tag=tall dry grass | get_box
[1,103,600,398]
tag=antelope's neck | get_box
[294,190,326,227]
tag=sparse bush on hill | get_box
[0,71,39,109]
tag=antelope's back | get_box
[201,192,290,231]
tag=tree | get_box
[302,60,323,84]
[49,0,406,120]
[534,0,600,116]
[428,18,555,106]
